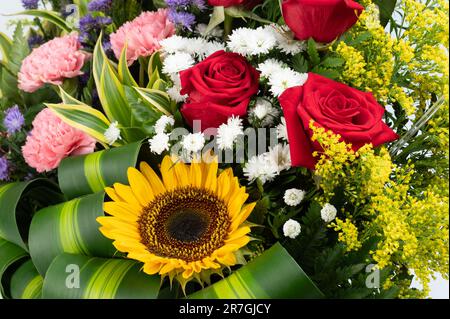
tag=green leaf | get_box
[0,237,28,298]
[43,254,160,299]
[118,43,138,87]
[7,22,29,76]
[188,243,324,299]
[6,10,72,33]
[29,192,115,276]
[225,6,273,24]
[0,180,64,251]
[311,66,340,80]
[10,260,43,299]
[204,6,225,35]
[148,51,163,79]
[373,0,398,27]
[291,54,309,73]
[133,87,172,116]
[307,38,320,66]
[125,86,161,127]
[321,57,345,68]
[58,141,143,200]
[0,32,12,63]
[73,0,89,16]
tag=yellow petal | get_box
[228,191,248,219]
[128,167,154,206]
[182,267,194,279]
[189,160,203,187]
[98,217,138,233]
[217,169,231,199]
[139,162,166,196]
[113,183,141,208]
[238,202,256,225]
[105,187,123,202]
[225,236,250,248]
[173,161,189,187]
[226,226,251,242]
[216,253,236,266]
[103,202,139,221]
[160,156,178,190]
[143,262,162,275]
[203,158,218,192]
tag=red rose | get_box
[282,0,364,43]
[208,0,261,8]
[279,73,399,169]
[180,50,260,130]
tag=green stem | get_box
[138,57,146,87]
[34,18,47,40]
[223,14,234,40]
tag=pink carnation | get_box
[22,108,96,173]
[110,9,175,65]
[18,33,88,93]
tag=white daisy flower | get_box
[217,116,244,150]
[284,188,305,206]
[181,132,205,153]
[248,98,280,127]
[149,133,170,155]
[160,35,189,54]
[199,41,226,60]
[243,154,279,184]
[184,37,209,56]
[321,203,338,223]
[167,86,188,103]
[277,117,289,142]
[154,115,175,135]
[266,144,291,172]
[283,219,301,239]
[227,27,254,56]
[162,52,195,75]
[257,59,285,78]
[104,121,121,145]
[268,68,308,97]
[247,26,277,56]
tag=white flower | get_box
[196,23,223,38]
[104,121,121,145]
[266,24,306,55]
[149,133,170,155]
[321,203,337,223]
[160,35,189,54]
[217,116,244,150]
[243,154,279,184]
[199,41,226,60]
[162,52,195,75]
[284,188,305,206]
[184,37,209,56]
[257,59,285,78]
[167,86,188,102]
[181,132,205,153]
[266,144,291,172]
[248,98,280,127]
[268,68,308,97]
[247,26,277,55]
[277,117,289,142]
[154,115,175,135]
[227,28,252,56]
[283,219,301,239]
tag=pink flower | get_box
[110,9,175,65]
[18,33,88,93]
[22,108,96,173]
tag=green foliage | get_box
[112,0,143,27]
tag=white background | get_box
[0,0,448,299]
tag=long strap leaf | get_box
[189,243,324,299]
[10,260,43,299]
[58,141,143,199]
[29,192,116,276]
[0,180,64,251]
[5,10,72,32]
[43,254,160,299]
[0,238,28,298]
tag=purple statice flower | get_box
[3,105,25,134]
[166,0,192,7]
[78,14,112,45]
[0,156,9,181]
[168,10,196,30]
[88,0,112,12]
[21,0,39,10]
[191,0,206,10]
[28,34,44,49]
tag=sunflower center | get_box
[138,186,231,262]
[166,209,209,242]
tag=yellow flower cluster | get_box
[329,218,362,252]
[335,42,366,88]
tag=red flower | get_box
[279,73,399,169]
[207,0,261,8]
[180,50,260,130]
[282,0,364,43]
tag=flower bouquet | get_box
[0,0,448,300]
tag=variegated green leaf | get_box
[133,87,172,116]
[0,237,28,298]
[118,43,138,87]
[10,260,43,299]
[6,10,72,32]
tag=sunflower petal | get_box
[139,162,166,196]
[113,183,141,208]
[226,226,251,242]
[105,187,123,202]
[160,156,178,190]
[128,167,154,206]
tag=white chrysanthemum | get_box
[184,37,209,56]
[266,144,291,172]
[160,35,189,54]
[321,203,337,223]
[257,59,285,78]
[284,188,305,206]
[266,24,306,55]
[167,86,187,102]
[246,26,277,56]
[227,28,255,56]
[283,219,301,239]
[162,52,195,75]
[217,116,244,150]
[104,121,121,145]
[181,132,205,153]
[199,41,226,60]
[243,154,279,184]
[277,117,289,142]
[154,115,175,135]
[269,69,308,97]
[248,98,280,127]
[196,23,223,38]
[149,133,170,155]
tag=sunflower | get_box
[97,155,256,285]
